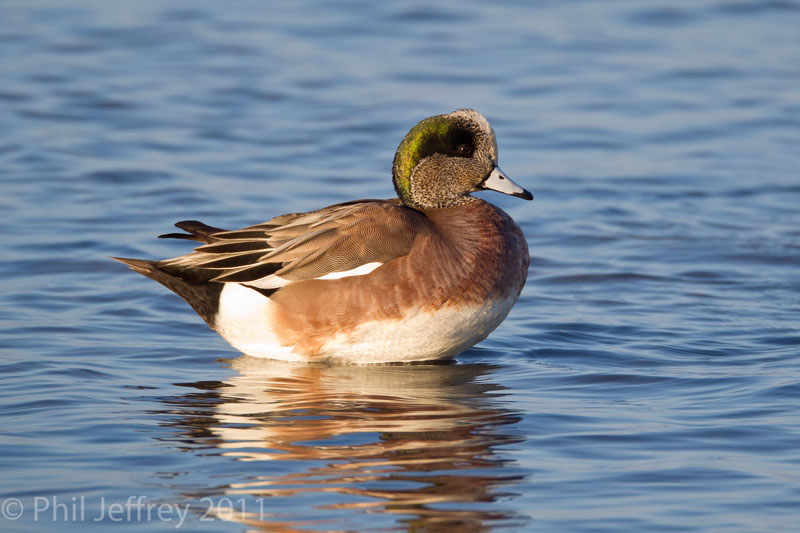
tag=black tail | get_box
[158,220,227,243]
[112,257,223,328]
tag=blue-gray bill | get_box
[482,166,533,200]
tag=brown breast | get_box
[269,199,529,354]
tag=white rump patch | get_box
[215,283,299,360]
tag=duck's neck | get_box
[406,194,479,211]
[419,198,499,245]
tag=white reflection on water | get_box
[155,358,527,531]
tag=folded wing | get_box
[157,199,424,289]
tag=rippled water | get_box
[2,0,799,531]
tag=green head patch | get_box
[392,114,476,205]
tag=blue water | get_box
[2,0,799,531]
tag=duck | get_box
[114,109,532,364]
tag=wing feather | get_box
[156,199,423,288]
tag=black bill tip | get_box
[514,189,534,201]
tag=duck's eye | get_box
[456,143,471,155]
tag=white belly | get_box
[215,283,516,364]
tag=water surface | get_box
[1,1,799,531]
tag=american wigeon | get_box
[115,109,532,364]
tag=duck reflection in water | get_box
[154,358,527,531]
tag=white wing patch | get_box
[246,261,383,289]
[249,275,292,289]
[316,262,383,280]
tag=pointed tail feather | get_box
[112,257,223,328]
[158,220,227,243]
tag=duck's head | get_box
[392,109,532,210]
